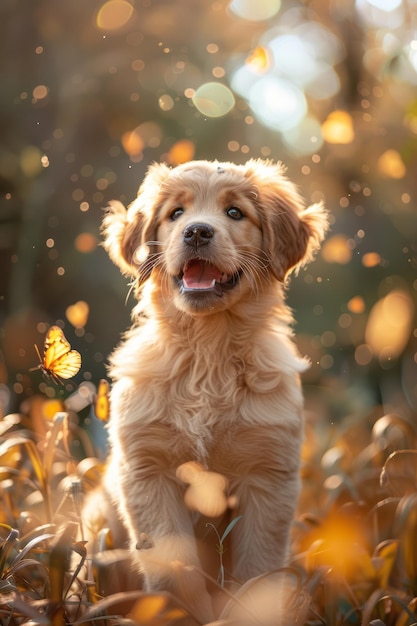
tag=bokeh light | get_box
[348,296,366,314]
[377,149,406,178]
[229,0,281,21]
[192,82,235,118]
[65,301,90,329]
[282,116,323,156]
[321,111,355,144]
[121,130,144,158]
[166,139,195,165]
[121,122,162,160]
[362,252,382,267]
[20,146,42,177]
[96,0,134,31]
[268,34,318,86]
[365,289,414,361]
[232,18,344,137]
[158,94,175,111]
[321,235,353,264]
[304,514,371,579]
[245,47,271,74]
[356,0,404,28]
[74,233,98,253]
[249,77,307,131]
[367,0,402,10]
[33,85,49,100]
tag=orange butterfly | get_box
[94,378,110,421]
[31,326,82,385]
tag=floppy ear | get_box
[244,160,329,281]
[101,162,171,281]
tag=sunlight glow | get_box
[249,77,307,131]
[269,34,317,86]
[305,515,373,579]
[355,0,404,27]
[232,19,343,136]
[408,41,417,75]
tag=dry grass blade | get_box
[362,588,417,626]
[72,590,174,623]
[4,532,55,577]
[0,526,19,574]
[49,522,79,626]
[3,593,50,623]
[0,436,47,493]
[395,492,417,591]
[380,450,417,496]
[43,412,67,480]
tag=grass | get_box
[0,393,416,625]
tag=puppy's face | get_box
[155,166,265,314]
[102,160,328,316]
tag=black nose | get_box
[183,223,214,247]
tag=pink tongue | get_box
[183,260,222,289]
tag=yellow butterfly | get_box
[31,326,82,385]
[94,378,110,421]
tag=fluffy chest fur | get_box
[107,301,307,461]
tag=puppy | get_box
[95,159,328,621]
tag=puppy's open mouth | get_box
[177,259,241,296]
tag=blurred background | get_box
[0,0,416,424]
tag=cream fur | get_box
[94,159,328,622]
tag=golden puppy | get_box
[96,159,328,621]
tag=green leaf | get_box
[220,515,243,543]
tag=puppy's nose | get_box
[183,223,214,247]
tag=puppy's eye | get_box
[226,206,244,220]
[170,207,184,221]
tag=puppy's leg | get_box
[107,426,215,622]
[230,469,300,579]
[211,423,301,579]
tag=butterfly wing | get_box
[43,326,71,369]
[94,378,110,421]
[42,326,81,380]
[49,350,82,379]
